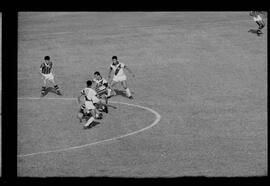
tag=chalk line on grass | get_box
[17,97,161,157]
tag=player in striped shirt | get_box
[92,71,112,105]
[108,56,135,99]
[39,56,62,96]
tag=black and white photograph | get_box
[16,11,267,177]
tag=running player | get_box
[250,11,265,36]
[39,56,62,96]
[93,71,112,104]
[108,56,135,99]
[77,80,105,129]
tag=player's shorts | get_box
[42,73,54,81]
[112,75,127,82]
[85,100,96,110]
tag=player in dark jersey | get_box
[39,56,62,96]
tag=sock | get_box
[54,85,59,90]
[41,86,46,92]
[126,88,131,97]
[84,117,94,127]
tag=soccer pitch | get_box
[17,12,267,177]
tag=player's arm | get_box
[124,65,135,78]
[39,63,43,75]
[108,66,113,80]
[50,63,54,75]
[39,68,43,75]
[77,94,83,104]
[77,90,84,104]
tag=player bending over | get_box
[250,11,265,35]
[92,71,113,105]
[77,80,107,129]
[108,56,135,99]
[39,56,62,96]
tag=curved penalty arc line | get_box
[17,97,161,158]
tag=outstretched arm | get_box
[40,63,44,75]
[77,94,83,104]
[39,68,43,75]
[108,67,113,80]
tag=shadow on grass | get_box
[42,87,62,97]
[113,89,135,98]
[248,29,263,36]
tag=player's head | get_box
[112,56,118,65]
[86,80,92,87]
[94,71,101,79]
[44,56,50,61]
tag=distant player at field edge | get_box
[250,11,265,36]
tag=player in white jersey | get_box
[108,56,135,99]
[77,80,103,129]
[250,11,265,36]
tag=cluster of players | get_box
[39,55,135,129]
[39,12,265,129]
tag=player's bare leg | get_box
[109,80,118,97]
[121,80,133,99]
[107,87,113,98]
[100,97,109,113]
[50,78,62,95]
[83,109,96,129]
[41,77,47,97]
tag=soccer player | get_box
[250,11,265,36]
[39,56,62,96]
[93,71,112,104]
[108,56,135,99]
[77,80,104,129]
[77,103,90,123]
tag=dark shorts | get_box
[79,108,92,118]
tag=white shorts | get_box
[42,73,54,81]
[113,75,127,82]
[85,101,96,110]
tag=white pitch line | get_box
[17,97,161,158]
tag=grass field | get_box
[17,12,267,177]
